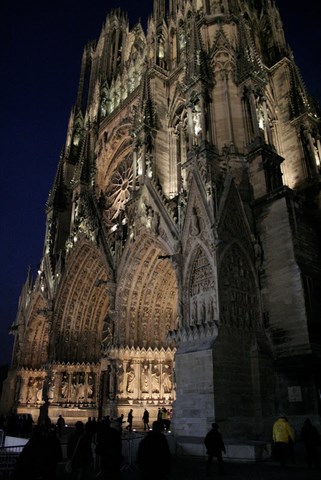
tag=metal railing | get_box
[0,445,24,479]
[121,432,144,470]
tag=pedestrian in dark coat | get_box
[126,409,133,431]
[56,414,65,438]
[138,421,171,480]
[67,421,93,479]
[13,425,62,480]
[142,409,150,431]
[204,422,226,476]
[301,418,321,468]
[96,420,122,479]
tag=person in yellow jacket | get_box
[272,415,295,466]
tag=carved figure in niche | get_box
[70,374,79,402]
[158,37,166,68]
[136,144,143,176]
[42,375,51,402]
[191,298,198,325]
[36,380,43,403]
[44,374,55,403]
[162,365,172,393]
[78,383,85,400]
[151,365,160,393]
[126,363,135,394]
[26,377,35,403]
[201,301,206,323]
[141,364,150,393]
[207,300,214,322]
[146,153,153,178]
[47,382,55,403]
[151,210,160,235]
[158,38,165,59]
[102,316,113,347]
[117,363,124,393]
[179,31,185,50]
[213,0,224,14]
[255,96,265,133]
[190,207,200,236]
[88,373,95,399]
[192,104,202,144]
[61,373,69,399]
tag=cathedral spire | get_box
[184,13,210,86]
[153,0,166,24]
[236,16,266,84]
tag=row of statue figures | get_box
[18,361,173,405]
[106,360,174,400]
[19,371,97,405]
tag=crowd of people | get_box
[1,409,320,479]
[0,412,34,438]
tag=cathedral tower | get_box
[2,0,321,455]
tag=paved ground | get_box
[56,455,321,480]
[5,429,320,480]
[54,429,321,480]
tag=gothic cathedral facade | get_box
[2,0,321,445]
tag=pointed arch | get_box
[218,240,260,331]
[115,234,178,348]
[52,240,112,363]
[21,294,49,368]
[183,242,218,328]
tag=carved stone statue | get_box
[141,364,150,393]
[126,364,135,393]
[61,373,69,399]
[151,365,160,393]
[162,365,172,393]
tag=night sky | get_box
[1,1,320,366]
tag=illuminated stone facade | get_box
[2,0,321,447]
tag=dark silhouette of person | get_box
[96,419,122,479]
[45,426,63,479]
[85,416,98,442]
[56,414,65,438]
[142,409,150,431]
[137,421,171,480]
[301,418,321,468]
[13,424,62,480]
[67,421,93,479]
[37,411,52,433]
[204,422,226,476]
[116,414,125,432]
[126,409,133,431]
[157,408,162,423]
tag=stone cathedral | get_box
[2,0,321,453]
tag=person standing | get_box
[272,415,295,467]
[13,425,62,480]
[67,421,93,479]
[142,409,150,431]
[96,419,122,479]
[126,409,133,432]
[301,418,321,468]
[204,423,226,476]
[56,414,65,438]
[138,421,171,480]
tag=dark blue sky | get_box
[1,0,320,365]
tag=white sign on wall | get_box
[288,386,302,402]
